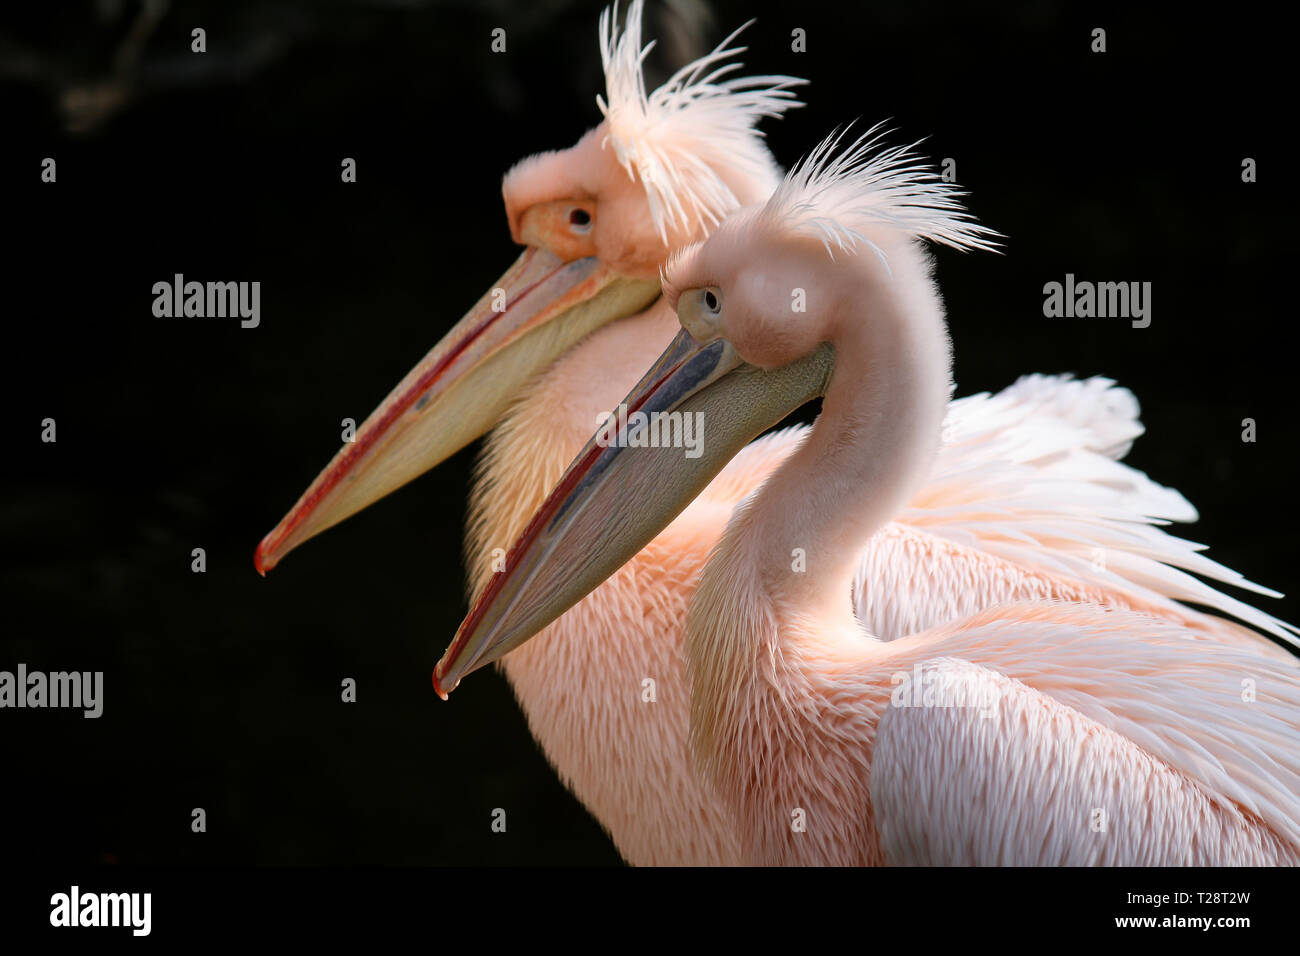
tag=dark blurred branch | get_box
[0,0,718,135]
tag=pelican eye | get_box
[676,286,724,340]
[568,208,592,233]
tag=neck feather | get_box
[685,243,952,807]
[752,245,952,634]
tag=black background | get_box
[1,0,1295,867]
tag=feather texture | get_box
[890,374,1298,649]
[760,122,1003,259]
[597,0,805,242]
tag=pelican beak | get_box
[434,328,834,696]
[255,247,660,574]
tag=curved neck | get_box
[751,247,951,633]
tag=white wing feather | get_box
[857,374,1298,647]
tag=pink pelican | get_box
[438,128,1300,865]
[257,2,1292,864]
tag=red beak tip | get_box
[253,536,279,577]
[432,662,459,700]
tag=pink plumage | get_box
[256,1,1300,865]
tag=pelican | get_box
[257,3,1294,865]
[438,129,1300,865]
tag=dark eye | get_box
[703,290,719,311]
[568,208,592,231]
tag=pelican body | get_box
[256,2,1297,865]
[441,129,1300,865]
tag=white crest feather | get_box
[596,0,805,242]
[763,122,1003,262]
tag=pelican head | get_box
[435,124,999,694]
[254,0,803,573]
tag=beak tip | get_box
[432,664,457,700]
[253,535,278,576]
